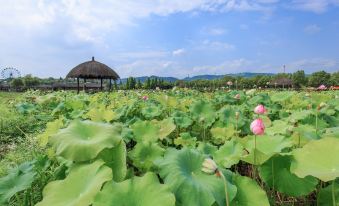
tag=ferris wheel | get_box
[1,67,21,79]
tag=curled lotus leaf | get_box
[174,132,197,148]
[291,137,339,182]
[0,161,36,204]
[258,155,318,197]
[93,172,175,206]
[49,120,123,162]
[129,142,165,171]
[36,160,112,206]
[214,140,243,168]
[156,148,237,206]
[231,175,270,206]
[210,126,235,144]
[190,100,216,128]
[317,182,339,206]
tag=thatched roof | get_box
[66,57,120,79]
[270,77,293,86]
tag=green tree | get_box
[10,78,24,88]
[308,71,331,87]
[22,75,40,87]
[329,72,339,85]
[292,70,307,88]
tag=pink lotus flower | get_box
[254,104,267,114]
[227,81,233,86]
[250,118,265,135]
[234,94,240,100]
[142,95,148,101]
[318,85,327,90]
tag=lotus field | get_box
[0,89,339,206]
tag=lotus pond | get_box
[0,89,338,206]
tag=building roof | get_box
[66,57,120,79]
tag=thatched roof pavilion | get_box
[66,57,119,93]
[270,77,293,88]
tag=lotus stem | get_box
[315,112,318,134]
[254,135,257,166]
[219,171,230,206]
[332,180,336,206]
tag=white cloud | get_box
[205,27,227,35]
[172,48,186,56]
[304,24,321,34]
[289,0,339,13]
[198,40,236,50]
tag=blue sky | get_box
[0,0,338,78]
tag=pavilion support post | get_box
[109,78,112,92]
[84,78,86,92]
[100,78,103,91]
[77,78,79,94]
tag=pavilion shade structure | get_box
[66,57,119,93]
[270,77,293,88]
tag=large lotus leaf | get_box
[217,107,246,128]
[270,92,293,102]
[231,175,270,206]
[86,106,116,122]
[174,132,197,148]
[210,126,235,144]
[317,182,339,206]
[258,155,318,197]
[156,118,176,140]
[197,142,217,156]
[37,118,64,147]
[93,172,175,206]
[49,120,123,162]
[96,140,127,182]
[241,135,293,165]
[291,138,339,182]
[157,95,178,108]
[131,120,160,142]
[129,142,165,171]
[322,127,339,139]
[190,100,216,128]
[214,140,243,168]
[288,110,312,123]
[141,104,162,119]
[36,160,112,206]
[0,161,36,204]
[156,148,237,206]
[172,111,193,128]
[291,124,319,147]
[265,120,293,135]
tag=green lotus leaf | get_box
[291,138,339,182]
[172,111,193,128]
[291,124,319,147]
[93,172,175,206]
[37,118,64,147]
[241,135,293,165]
[322,127,339,139]
[197,142,217,156]
[0,161,36,204]
[86,106,116,122]
[217,107,246,128]
[190,100,216,128]
[270,92,294,102]
[141,104,162,119]
[36,160,112,206]
[266,120,293,135]
[258,155,318,197]
[156,148,237,206]
[156,118,176,140]
[131,120,160,142]
[317,182,339,206]
[49,120,123,162]
[129,142,165,171]
[288,110,312,123]
[210,126,235,144]
[231,175,270,206]
[96,140,127,182]
[214,140,243,168]
[174,132,197,148]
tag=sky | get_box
[0,0,339,79]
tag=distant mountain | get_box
[120,73,275,83]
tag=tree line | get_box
[4,70,339,90]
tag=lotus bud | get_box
[235,111,240,120]
[142,95,148,101]
[254,104,267,114]
[202,158,218,174]
[234,94,240,100]
[305,93,310,97]
[250,118,265,135]
[307,104,312,110]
